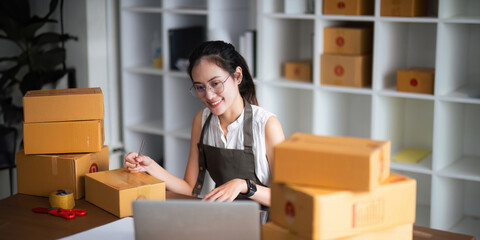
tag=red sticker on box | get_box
[285,201,295,218]
[294,67,300,76]
[335,65,344,76]
[89,163,99,173]
[337,1,346,9]
[336,37,345,47]
[410,78,418,87]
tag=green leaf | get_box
[33,32,62,46]
[31,47,65,71]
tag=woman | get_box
[124,41,285,207]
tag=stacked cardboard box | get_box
[265,133,416,240]
[17,88,109,199]
[321,27,373,88]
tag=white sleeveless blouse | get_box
[201,105,274,186]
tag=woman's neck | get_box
[218,95,244,127]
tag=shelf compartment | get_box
[121,12,163,68]
[374,22,437,91]
[434,101,480,175]
[314,91,371,139]
[121,73,164,127]
[120,0,162,8]
[163,137,190,179]
[163,76,205,132]
[261,18,314,80]
[431,176,480,238]
[124,66,166,76]
[391,154,433,175]
[439,0,480,20]
[436,23,480,99]
[262,86,314,138]
[373,96,434,165]
[162,0,207,11]
[124,132,164,167]
[262,0,315,15]
[391,170,432,228]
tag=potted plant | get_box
[0,0,77,171]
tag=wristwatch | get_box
[242,179,257,197]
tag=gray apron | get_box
[192,100,269,222]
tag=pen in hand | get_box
[136,139,145,168]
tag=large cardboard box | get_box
[380,0,428,17]
[321,54,372,88]
[23,87,104,123]
[397,67,434,94]
[324,27,373,55]
[284,60,312,82]
[270,173,416,240]
[85,168,166,218]
[274,133,390,191]
[262,222,413,240]
[16,146,109,199]
[323,0,374,15]
[23,120,104,155]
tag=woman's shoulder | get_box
[251,104,275,124]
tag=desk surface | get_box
[0,192,194,239]
[0,193,476,240]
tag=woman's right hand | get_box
[124,152,153,173]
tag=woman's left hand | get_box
[202,178,247,202]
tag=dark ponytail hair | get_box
[188,40,258,105]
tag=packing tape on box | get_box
[49,190,75,209]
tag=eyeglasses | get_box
[189,75,230,98]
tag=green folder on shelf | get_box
[392,147,431,164]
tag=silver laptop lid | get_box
[133,200,260,240]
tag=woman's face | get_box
[191,59,241,116]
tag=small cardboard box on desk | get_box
[16,146,109,199]
[22,87,105,155]
[85,168,166,218]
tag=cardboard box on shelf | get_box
[324,27,373,55]
[284,60,312,82]
[270,173,416,240]
[380,0,428,17]
[321,53,372,88]
[274,133,390,191]
[323,0,374,15]
[23,87,104,123]
[16,146,109,199]
[262,221,413,240]
[397,67,435,94]
[85,168,166,218]
[23,120,104,155]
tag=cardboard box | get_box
[23,120,104,155]
[262,222,413,240]
[270,173,416,240]
[323,0,374,15]
[16,146,109,199]
[413,225,476,240]
[274,133,390,191]
[321,53,372,88]
[284,60,312,82]
[85,168,166,218]
[397,67,434,94]
[324,27,373,55]
[23,87,104,123]
[381,0,428,17]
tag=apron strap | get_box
[243,99,253,151]
[192,113,213,196]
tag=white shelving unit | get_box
[120,0,480,237]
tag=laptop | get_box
[132,200,261,240]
